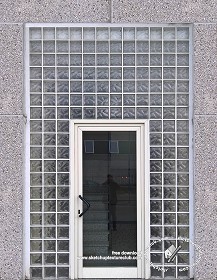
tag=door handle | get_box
[78,195,90,217]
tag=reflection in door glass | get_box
[82,131,137,267]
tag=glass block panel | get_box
[70,41,82,53]
[150,41,162,53]
[136,107,149,119]
[150,120,162,132]
[150,213,162,225]
[164,187,176,198]
[150,147,162,159]
[30,41,42,52]
[164,173,176,185]
[83,41,95,53]
[44,253,56,265]
[163,94,175,106]
[110,107,122,119]
[164,213,176,225]
[150,107,162,119]
[163,41,175,52]
[136,41,149,52]
[110,81,122,92]
[97,108,109,119]
[137,67,149,79]
[150,173,162,185]
[164,147,175,159]
[177,160,189,172]
[136,94,148,105]
[164,201,175,212]
[163,121,175,132]
[150,187,162,198]
[164,160,175,172]
[123,108,135,119]
[150,135,162,146]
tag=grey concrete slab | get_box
[0,0,110,23]
[194,24,217,115]
[194,115,217,279]
[112,0,217,23]
[0,24,23,115]
[0,116,24,279]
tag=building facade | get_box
[0,1,216,280]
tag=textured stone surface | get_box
[0,0,110,23]
[194,115,217,280]
[112,0,217,23]
[0,24,23,115]
[0,116,24,280]
[194,24,217,115]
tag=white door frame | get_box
[70,120,150,279]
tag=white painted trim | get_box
[83,267,137,278]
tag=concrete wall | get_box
[0,0,216,279]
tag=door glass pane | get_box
[82,131,137,267]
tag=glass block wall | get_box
[28,25,191,279]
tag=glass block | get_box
[30,81,42,92]
[44,267,55,278]
[70,27,82,40]
[163,108,175,119]
[30,147,42,159]
[164,173,176,185]
[109,54,122,66]
[58,240,69,252]
[164,160,175,172]
[177,134,189,146]
[177,94,189,106]
[58,227,69,239]
[177,147,189,159]
[177,81,189,92]
[43,95,55,106]
[83,94,95,106]
[30,28,42,40]
[150,108,162,119]
[150,54,162,66]
[44,253,56,265]
[123,54,135,66]
[44,173,56,185]
[177,27,189,39]
[43,81,55,92]
[163,41,175,52]
[163,80,175,92]
[70,95,82,107]
[164,200,175,212]
[178,268,189,277]
[30,41,42,53]
[150,67,162,79]
[178,200,189,212]
[30,227,42,239]
[123,27,135,40]
[163,27,175,40]
[57,147,69,159]
[44,120,56,132]
[58,253,69,264]
[177,67,189,79]
[57,54,69,66]
[178,253,189,265]
[96,94,109,106]
[30,68,42,80]
[30,174,42,185]
[30,160,42,172]
[150,241,162,251]
[30,134,42,145]
[110,27,122,40]
[57,200,69,212]
[150,80,162,92]
[150,173,162,185]
[150,134,162,146]
[44,213,56,225]
[150,27,162,40]
[163,94,175,106]
[83,67,95,79]
[137,81,149,92]
[30,108,42,119]
[150,120,162,132]
[44,240,56,252]
[110,67,122,79]
[30,54,42,66]
[178,213,189,224]
[30,200,42,212]
[44,187,56,199]
[150,147,162,159]
[83,41,95,53]
[150,160,162,172]
[96,27,109,40]
[57,68,69,79]
[177,54,189,66]
[137,67,149,79]
[123,67,135,79]
[58,213,69,225]
[136,27,149,40]
[136,41,149,52]
[150,95,162,106]
[123,94,135,105]
[56,28,69,40]
[164,267,176,277]
[44,227,56,239]
[163,68,175,80]
[110,107,122,119]
[43,54,55,66]
[57,134,69,146]
[96,41,109,53]
[97,81,109,92]
[164,213,176,225]
[178,227,189,239]
[137,54,149,66]
[70,41,82,53]
[163,54,175,66]
[136,107,149,119]
[177,174,189,186]
[136,94,148,106]
[57,267,69,278]
[151,267,162,277]
[97,54,109,66]
[150,213,162,225]
[151,227,162,238]
[57,187,69,199]
[44,147,56,159]
[43,27,55,40]
[57,121,69,132]
[151,253,162,263]
[57,108,69,119]
[164,187,176,198]
[163,120,175,132]
[123,42,135,53]
[43,67,55,79]
[110,42,121,53]
[97,67,109,79]
[83,108,95,119]
[110,81,122,93]
[44,200,56,212]
[177,160,189,172]
[150,201,162,212]
[43,41,55,53]
[44,107,55,119]
[44,160,56,172]
[164,227,176,238]
[31,268,42,278]
[70,54,82,66]
[57,81,69,92]
[30,253,42,265]
[176,121,189,133]
[83,81,95,92]
[177,41,189,53]
[30,121,42,132]
[57,161,69,172]
[164,147,175,159]
[150,187,162,198]
[57,173,69,185]
[150,41,162,53]
[97,108,109,119]
[123,107,136,119]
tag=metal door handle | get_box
[78,195,90,217]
